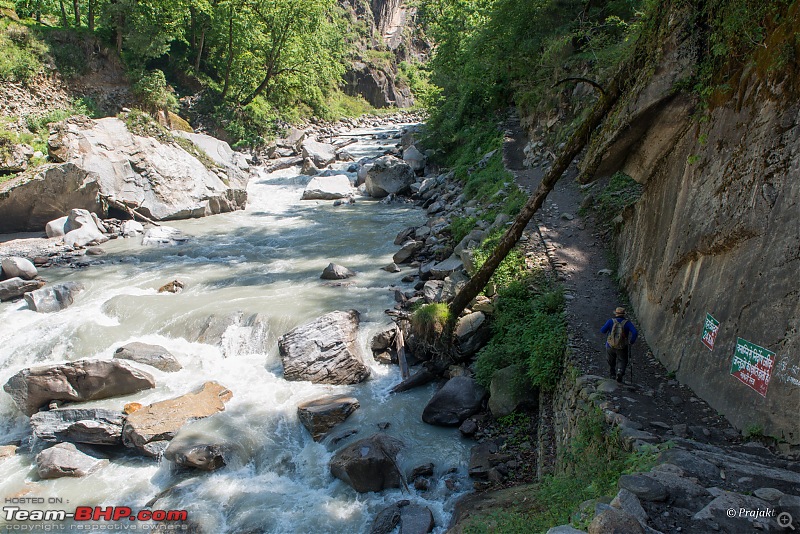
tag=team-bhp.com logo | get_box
[4,506,188,522]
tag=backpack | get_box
[608,319,628,349]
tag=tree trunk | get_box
[221,8,234,100]
[87,0,95,31]
[446,75,625,329]
[194,28,205,72]
[72,0,80,27]
[59,0,69,27]
[189,6,196,48]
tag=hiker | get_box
[601,307,638,383]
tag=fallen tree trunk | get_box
[101,195,161,227]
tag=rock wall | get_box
[586,11,800,443]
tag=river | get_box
[0,123,471,533]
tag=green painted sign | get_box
[701,312,719,351]
[730,337,775,397]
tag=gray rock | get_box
[402,145,426,173]
[122,381,232,457]
[329,433,404,493]
[173,130,250,171]
[692,491,773,532]
[400,503,434,534]
[429,255,464,280]
[301,174,352,200]
[588,506,644,534]
[382,262,401,273]
[618,474,668,502]
[611,488,648,526]
[753,487,784,502]
[657,448,720,482]
[142,226,187,246]
[779,494,800,521]
[0,163,103,233]
[642,471,709,510]
[301,139,336,168]
[422,376,486,426]
[371,503,401,534]
[24,281,85,313]
[31,408,124,445]
[4,359,154,415]
[0,277,45,302]
[164,432,227,471]
[489,365,536,418]
[365,156,416,198]
[297,395,360,441]
[120,220,144,237]
[320,263,356,280]
[36,442,107,479]
[1,257,38,280]
[423,280,443,303]
[63,208,107,248]
[114,342,182,372]
[393,240,423,264]
[278,310,370,385]
[46,117,248,223]
[45,216,69,238]
[546,526,587,534]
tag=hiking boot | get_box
[609,369,616,379]
[616,373,624,383]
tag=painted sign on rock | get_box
[730,337,775,397]
[701,312,719,351]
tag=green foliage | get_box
[398,59,438,108]
[472,229,526,290]
[322,91,379,120]
[449,216,477,245]
[212,97,282,148]
[120,109,217,169]
[25,99,96,134]
[474,278,567,391]
[133,70,178,113]
[0,18,45,82]
[591,171,643,227]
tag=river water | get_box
[0,124,471,533]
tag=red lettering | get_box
[151,510,167,521]
[167,510,188,521]
[113,507,132,521]
[138,510,151,521]
[74,507,92,521]
[94,507,114,521]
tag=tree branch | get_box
[552,77,606,96]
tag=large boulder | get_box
[297,395,360,441]
[372,502,435,534]
[365,156,416,198]
[24,281,85,313]
[45,215,69,238]
[63,208,107,248]
[30,408,124,445]
[422,376,486,426]
[0,142,32,174]
[141,226,188,246]
[301,139,336,168]
[113,342,182,372]
[47,117,248,222]
[0,277,45,302]
[301,175,353,200]
[393,241,423,264]
[320,263,356,280]
[488,365,537,418]
[120,220,144,237]
[278,310,370,385]
[121,381,232,457]
[1,257,38,280]
[35,442,107,479]
[0,163,103,233]
[330,433,404,492]
[3,359,156,416]
[173,131,250,172]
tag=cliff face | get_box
[585,8,800,444]
[339,0,426,108]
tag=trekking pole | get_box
[629,344,633,384]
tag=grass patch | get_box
[121,109,217,170]
[449,215,477,245]
[0,18,46,82]
[411,302,451,343]
[461,405,663,533]
[471,229,527,291]
[474,275,566,391]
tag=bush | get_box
[133,70,178,113]
[0,19,45,82]
[590,171,643,227]
[411,303,451,343]
[471,229,526,290]
[474,278,567,391]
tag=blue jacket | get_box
[601,317,638,347]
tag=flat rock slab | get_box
[330,433,404,493]
[114,342,182,372]
[3,359,155,415]
[0,277,45,302]
[31,408,124,445]
[36,442,107,479]
[278,310,370,385]
[297,395,360,441]
[122,381,232,458]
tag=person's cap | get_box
[614,307,626,316]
